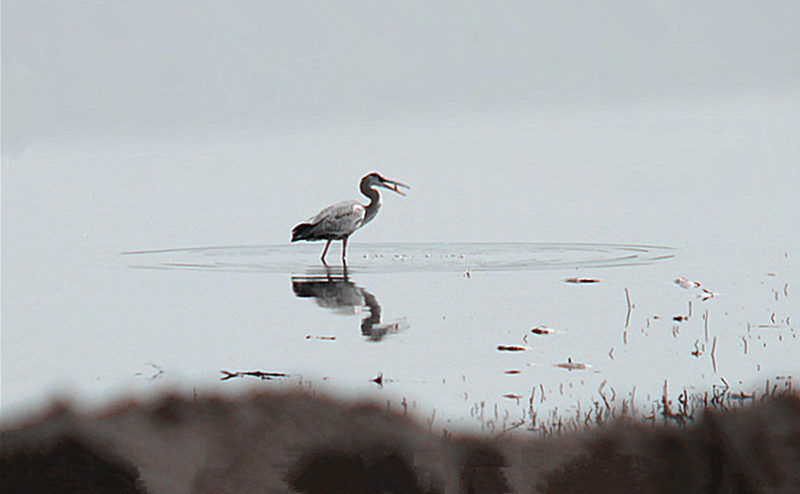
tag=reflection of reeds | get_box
[624,287,632,328]
[516,378,796,437]
[711,336,718,373]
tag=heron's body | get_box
[293,199,376,241]
[292,173,408,263]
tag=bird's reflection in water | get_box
[291,266,407,341]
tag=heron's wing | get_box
[309,200,366,236]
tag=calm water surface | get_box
[4,238,796,434]
[3,100,798,433]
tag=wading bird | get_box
[291,173,409,264]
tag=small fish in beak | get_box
[382,178,410,196]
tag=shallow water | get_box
[123,241,796,433]
[5,235,797,434]
[3,98,799,433]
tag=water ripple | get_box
[122,242,674,274]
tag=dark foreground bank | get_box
[2,390,799,493]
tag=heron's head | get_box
[362,172,409,196]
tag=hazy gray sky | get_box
[4,0,799,153]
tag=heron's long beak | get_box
[382,178,410,196]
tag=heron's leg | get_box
[342,237,348,262]
[321,240,332,264]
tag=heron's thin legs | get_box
[321,239,332,264]
[342,237,348,262]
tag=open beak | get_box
[381,178,410,196]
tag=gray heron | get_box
[291,172,409,263]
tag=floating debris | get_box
[675,277,718,301]
[554,358,591,371]
[220,370,287,381]
[564,277,602,284]
[673,315,689,322]
[675,277,701,289]
[134,362,164,382]
[523,327,554,344]
[503,393,523,400]
[698,287,719,301]
[305,335,336,341]
[497,345,527,352]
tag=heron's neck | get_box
[360,182,381,226]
